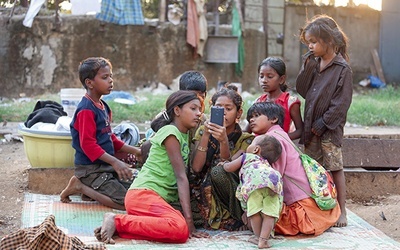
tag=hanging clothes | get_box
[22,0,46,28]
[96,0,144,25]
[232,1,244,76]
[195,0,208,57]
[186,0,199,53]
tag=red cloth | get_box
[115,189,189,243]
[186,0,199,50]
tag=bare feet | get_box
[60,176,83,203]
[258,236,271,249]
[334,213,348,227]
[99,212,116,244]
[94,227,102,241]
[248,235,259,245]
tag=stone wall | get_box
[0,15,265,98]
[0,4,381,98]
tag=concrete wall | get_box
[243,0,285,58]
[284,4,381,87]
[0,15,265,98]
[0,4,381,98]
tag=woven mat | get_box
[22,193,400,250]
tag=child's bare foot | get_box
[94,227,102,241]
[248,235,259,245]
[334,213,348,227]
[99,212,116,244]
[93,227,101,241]
[258,236,271,248]
[60,176,83,203]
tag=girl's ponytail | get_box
[151,90,202,132]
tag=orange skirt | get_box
[275,197,340,236]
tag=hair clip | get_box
[162,110,170,121]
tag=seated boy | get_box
[60,57,141,210]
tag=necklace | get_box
[85,93,104,110]
[85,93,110,126]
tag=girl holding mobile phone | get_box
[191,85,254,231]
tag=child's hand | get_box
[303,50,316,66]
[190,229,210,239]
[202,121,211,136]
[205,122,228,144]
[187,220,210,239]
[113,161,134,181]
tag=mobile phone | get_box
[210,106,224,126]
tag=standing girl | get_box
[296,14,353,227]
[96,90,209,244]
[191,87,254,230]
[252,57,303,140]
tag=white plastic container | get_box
[60,88,86,117]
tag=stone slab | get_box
[343,138,400,169]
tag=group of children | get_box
[60,14,352,249]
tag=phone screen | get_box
[210,106,224,126]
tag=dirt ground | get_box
[0,125,399,243]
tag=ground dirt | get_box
[0,124,399,243]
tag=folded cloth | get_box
[0,214,105,250]
[113,122,140,146]
[24,100,68,128]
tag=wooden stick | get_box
[369,64,377,77]
[371,49,386,84]
[159,0,166,23]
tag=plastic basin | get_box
[18,123,74,168]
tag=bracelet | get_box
[197,146,208,152]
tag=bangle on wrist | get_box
[197,146,208,152]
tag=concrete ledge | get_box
[27,167,400,201]
[343,138,400,169]
[27,136,400,198]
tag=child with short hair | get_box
[246,102,340,236]
[179,70,208,101]
[247,57,303,140]
[60,57,141,210]
[222,134,283,248]
[296,14,352,227]
[95,90,210,244]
